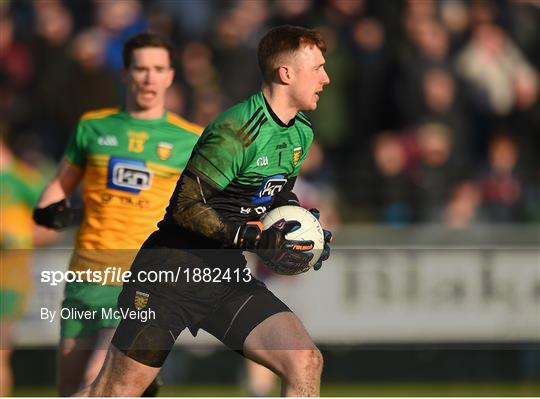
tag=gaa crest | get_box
[157,142,173,160]
[292,146,302,167]
[134,291,149,310]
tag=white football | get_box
[261,205,325,271]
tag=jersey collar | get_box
[120,109,168,124]
[262,93,296,128]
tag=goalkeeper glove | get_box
[33,199,83,230]
[309,208,332,271]
[236,219,314,275]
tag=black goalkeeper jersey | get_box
[158,91,314,245]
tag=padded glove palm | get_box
[237,219,314,275]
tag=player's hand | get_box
[309,208,332,271]
[237,219,314,274]
[33,199,83,230]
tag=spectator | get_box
[396,17,452,126]
[0,13,33,90]
[164,82,187,117]
[153,0,214,40]
[29,2,75,160]
[444,181,482,229]
[369,131,418,225]
[506,67,540,184]
[271,0,317,27]
[346,16,390,139]
[178,40,221,118]
[56,29,119,136]
[438,0,470,52]
[323,0,367,31]
[191,91,225,127]
[413,123,460,222]
[211,2,267,105]
[456,23,536,117]
[509,0,540,70]
[94,0,147,73]
[419,67,472,168]
[479,134,525,222]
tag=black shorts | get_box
[111,230,290,367]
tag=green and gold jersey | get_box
[65,108,202,273]
[160,91,313,230]
[1,160,44,292]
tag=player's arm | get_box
[171,169,239,246]
[33,159,84,230]
[171,170,313,268]
[170,123,247,245]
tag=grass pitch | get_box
[13,382,540,397]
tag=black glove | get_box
[237,219,314,275]
[33,199,83,230]
[309,208,332,271]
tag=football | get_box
[261,205,325,271]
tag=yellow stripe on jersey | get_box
[87,154,110,167]
[166,113,203,136]
[150,170,181,180]
[88,154,110,160]
[80,108,120,121]
[147,161,181,176]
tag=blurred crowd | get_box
[2,0,539,227]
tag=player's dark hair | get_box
[257,25,327,84]
[123,32,174,68]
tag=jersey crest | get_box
[292,147,302,167]
[157,142,173,160]
[134,291,149,310]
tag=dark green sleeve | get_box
[64,122,87,167]
[188,121,246,189]
[171,170,239,246]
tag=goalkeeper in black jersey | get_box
[80,25,331,397]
